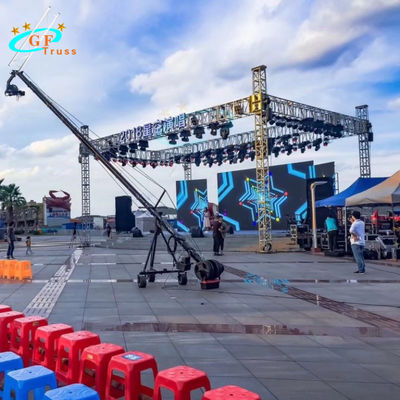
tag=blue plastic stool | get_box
[0,352,24,397]
[3,365,57,400]
[43,384,100,400]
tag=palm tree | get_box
[0,183,26,223]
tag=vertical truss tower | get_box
[251,66,272,253]
[355,105,371,178]
[79,125,91,246]
[183,145,192,181]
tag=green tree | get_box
[0,183,26,222]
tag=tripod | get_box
[137,212,190,288]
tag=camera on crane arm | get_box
[5,72,25,98]
[5,83,25,97]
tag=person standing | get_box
[6,221,15,259]
[325,214,338,251]
[213,217,221,256]
[203,207,211,231]
[106,223,112,238]
[349,210,366,274]
[26,236,33,255]
[217,216,227,255]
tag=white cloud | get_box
[21,135,76,157]
[289,0,400,64]
[388,97,400,111]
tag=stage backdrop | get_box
[176,179,208,232]
[217,161,335,230]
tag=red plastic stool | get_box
[0,311,24,352]
[105,351,158,400]
[55,331,101,385]
[33,323,74,370]
[202,385,261,400]
[10,315,48,366]
[154,366,211,400]
[79,343,124,398]
[0,305,12,314]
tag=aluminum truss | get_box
[92,96,369,151]
[251,65,272,253]
[355,105,372,178]
[79,125,91,246]
[87,67,373,254]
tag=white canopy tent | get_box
[346,170,400,207]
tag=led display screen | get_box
[217,161,335,230]
[176,179,208,232]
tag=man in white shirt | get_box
[349,210,366,274]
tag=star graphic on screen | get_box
[11,27,19,35]
[57,23,66,31]
[23,22,31,31]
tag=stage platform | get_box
[1,235,400,399]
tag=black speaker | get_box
[305,177,334,229]
[131,227,143,237]
[115,196,135,232]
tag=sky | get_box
[0,0,400,217]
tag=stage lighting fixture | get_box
[300,147,306,154]
[313,138,322,147]
[207,122,220,136]
[130,160,137,167]
[121,158,127,166]
[249,150,256,161]
[220,121,233,139]
[276,118,285,127]
[286,119,294,129]
[268,113,276,125]
[174,155,181,164]
[129,142,138,152]
[138,140,149,151]
[313,138,322,151]
[109,146,118,153]
[167,132,178,145]
[150,162,157,169]
[190,115,199,126]
[102,151,111,161]
[179,129,191,142]
[142,161,147,168]
[4,83,25,97]
[119,144,128,155]
[194,126,205,139]
[323,140,329,147]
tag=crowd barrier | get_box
[0,260,32,281]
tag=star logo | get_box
[23,22,31,31]
[11,27,19,35]
[57,23,66,32]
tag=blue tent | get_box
[316,177,387,208]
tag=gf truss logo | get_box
[9,21,76,56]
